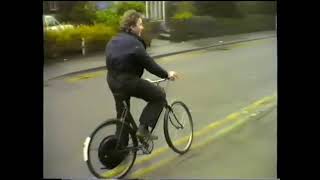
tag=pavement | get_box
[43,30,276,81]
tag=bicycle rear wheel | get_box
[83,118,138,179]
[164,101,193,154]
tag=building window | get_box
[49,1,58,11]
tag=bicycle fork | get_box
[167,105,184,129]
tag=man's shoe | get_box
[136,125,158,140]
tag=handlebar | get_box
[145,78,168,84]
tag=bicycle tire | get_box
[164,101,193,154]
[84,118,138,179]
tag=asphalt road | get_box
[43,37,277,179]
[141,107,277,179]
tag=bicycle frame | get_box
[85,78,193,179]
[114,78,177,150]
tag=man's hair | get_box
[119,9,143,32]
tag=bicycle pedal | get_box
[136,148,150,155]
[137,151,151,155]
[142,150,152,155]
[141,147,152,154]
[136,144,153,155]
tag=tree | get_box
[51,1,97,25]
[114,2,145,15]
[68,2,97,24]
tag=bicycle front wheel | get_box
[164,101,193,154]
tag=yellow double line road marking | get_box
[129,94,277,178]
[65,71,105,83]
[101,93,277,178]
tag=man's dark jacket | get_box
[106,31,168,79]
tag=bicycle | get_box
[83,78,193,179]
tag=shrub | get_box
[172,12,193,21]
[168,14,275,42]
[114,2,145,15]
[213,14,276,36]
[175,2,196,14]
[238,2,277,16]
[44,24,117,59]
[169,16,217,41]
[94,2,146,27]
[95,9,120,26]
[193,2,244,18]
[78,24,117,51]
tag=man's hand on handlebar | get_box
[144,71,179,83]
[168,71,179,81]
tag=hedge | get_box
[168,14,275,42]
[215,14,276,35]
[44,24,117,59]
[169,15,217,41]
[44,20,159,59]
[94,2,145,26]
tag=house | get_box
[145,1,166,21]
[43,1,59,14]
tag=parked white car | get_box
[43,15,74,31]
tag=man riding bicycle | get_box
[105,10,179,147]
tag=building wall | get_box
[146,1,165,21]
